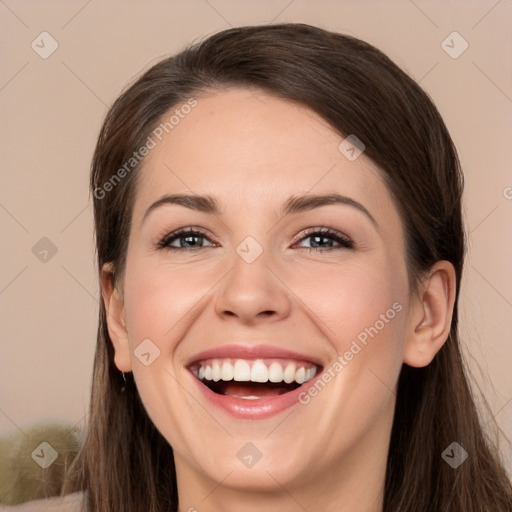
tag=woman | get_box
[11,23,512,512]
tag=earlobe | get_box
[403,261,457,368]
[101,263,132,372]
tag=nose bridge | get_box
[213,235,291,324]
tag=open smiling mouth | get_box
[191,359,319,400]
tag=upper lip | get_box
[186,344,324,368]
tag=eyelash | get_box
[157,226,354,252]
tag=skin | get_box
[102,88,456,512]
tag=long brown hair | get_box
[63,23,512,511]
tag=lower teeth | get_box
[204,380,299,398]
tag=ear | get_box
[403,261,457,368]
[101,263,132,372]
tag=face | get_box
[106,88,417,500]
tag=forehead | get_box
[132,87,397,224]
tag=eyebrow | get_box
[141,192,378,228]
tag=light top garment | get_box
[0,492,85,512]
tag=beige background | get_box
[1,0,511,474]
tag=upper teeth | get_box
[194,359,317,385]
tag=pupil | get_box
[311,235,332,248]
[183,235,200,247]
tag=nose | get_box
[213,246,292,326]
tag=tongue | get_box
[213,381,297,398]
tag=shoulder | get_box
[0,492,85,512]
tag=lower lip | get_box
[189,372,320,419]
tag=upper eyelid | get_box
[292,226,351,241]
[158,227,218,247]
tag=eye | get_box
[157,228,216,251]
[157,226,353,253]
[294,227,354,251]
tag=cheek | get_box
[123,257,218,349]
[287,260,408,437]
[290,256,409,408]
[119,260,219,451]
[289,256,408,347]
[123,248,409,373]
